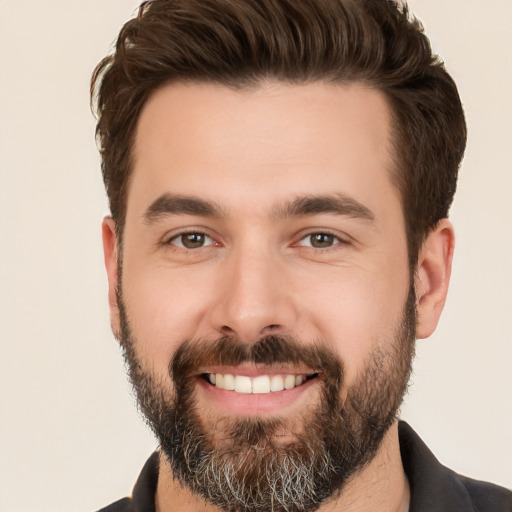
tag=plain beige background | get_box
[0,1,511,511]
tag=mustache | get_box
[169,335,344,398]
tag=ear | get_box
[102,217,121,337]
[415,219,455,339]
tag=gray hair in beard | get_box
[117,285,416,512]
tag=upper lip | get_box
[195,364,318,378]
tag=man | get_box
[91,0,512,511]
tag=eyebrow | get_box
[272,194,375,222]
[143,194,225,224]
[142,192,375,224]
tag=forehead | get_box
[129,81,398,220]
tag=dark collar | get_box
[131,451,159,512]
[399,421,476,511]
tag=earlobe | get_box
[415,219,455,339]
[102,217,121,337]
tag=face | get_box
[105,81,422,511]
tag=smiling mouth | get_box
[202,372,319,394]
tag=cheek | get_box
[120,262,213,377]
[299,259,410,381]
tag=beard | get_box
[116,284,416,512]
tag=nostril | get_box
[217,323,285,343]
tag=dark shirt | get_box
[98,421,512,512]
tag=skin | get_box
[103,81,454,511]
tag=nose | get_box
[209,245,298,343]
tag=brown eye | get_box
[170,232,213,249]
[309,233,336,248]
[298,232,341,249]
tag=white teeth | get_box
[252,375,271,394]
[207,372,311,394]
[284,375,296,390]
[223,373,235,390]
[234,375,252,394]
[270,375,284,392]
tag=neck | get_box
[156,421,409,512]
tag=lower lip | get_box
[197,376,319,416]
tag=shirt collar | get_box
[399,421,476,512]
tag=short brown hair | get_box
[91,0,466,265]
